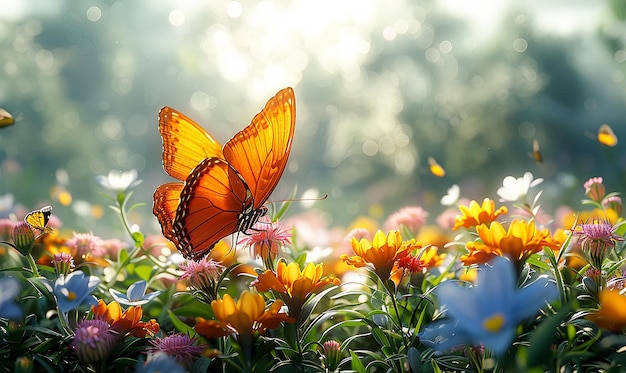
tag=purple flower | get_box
[150,333,205,369]
[575,219,625,269]
[70,319,117,363]
[54,271,100,313]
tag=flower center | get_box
[483,313,505,333]
[67,291,77,301]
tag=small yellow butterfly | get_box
[0,108,15,129]
[25,206,53,233]
[532,139,543,164]
[598,124,618,147]
[428,157,445,177]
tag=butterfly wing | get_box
[173,157,253,259]
[223,87,295,209]
[598,124,618,147]
[159,107,224,181]
[153,182,185,248]
[25,205,52,232]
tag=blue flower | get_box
[109,280,161,306]
[0,277,22,320]
[419,256,558,357]
[135,352,186,373]
[54,271,100,313]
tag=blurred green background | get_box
[1,0,625,237]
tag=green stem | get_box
[25,253,40,277]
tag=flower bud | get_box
[12,222,35,256]
[14,356,33,373]
[584,177,605,202]
[322,340,342,372]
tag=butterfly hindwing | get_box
[25,205,52,232]
[173,157,255,259]
[158,107,224,181]
[153,182,185,248]
[223,87,296,209]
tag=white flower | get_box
[95,170,142,195]
[109,280,161,306]
[496,172,543,202]
[440,184,460,206]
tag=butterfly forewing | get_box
[173,158,253,259]
[153,182,185,248]
[159,107,224,181]
[223,87,296,209]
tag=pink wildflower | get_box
[239,216,291,270]
[52,252,75,276]
[100,238,128,258]
[575,219,624,269]
[179,257,224,302]
[383,206,428,233]
[66,232,104,259]
[343,228,372,250]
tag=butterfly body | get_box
[153,88,296,259]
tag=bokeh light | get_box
[0,0,625,237]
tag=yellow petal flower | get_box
[453,198,508,230]
[342,230,421,281]
[587,290,626,332]
[461,219,560,266]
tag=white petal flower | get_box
[95,170,142,195]
[109,280,161,306]
[496,172,542,202]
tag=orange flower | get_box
[91,300,159,338]
[453,198,508,230]
[419,246,447,269]
[253,261,340,319]
[586,290,626,332]
[461,219,560,266]
[340,230,421,282]
[195,291,294,339]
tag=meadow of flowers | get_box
[1,169,626,372]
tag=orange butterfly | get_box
[153,88,296,259]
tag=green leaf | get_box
[349,350,367,373]
[132,231,145,246]
[168,310,197,336]
[134,264,153,281]
[525,302,573,369]
[118,248,129,263]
